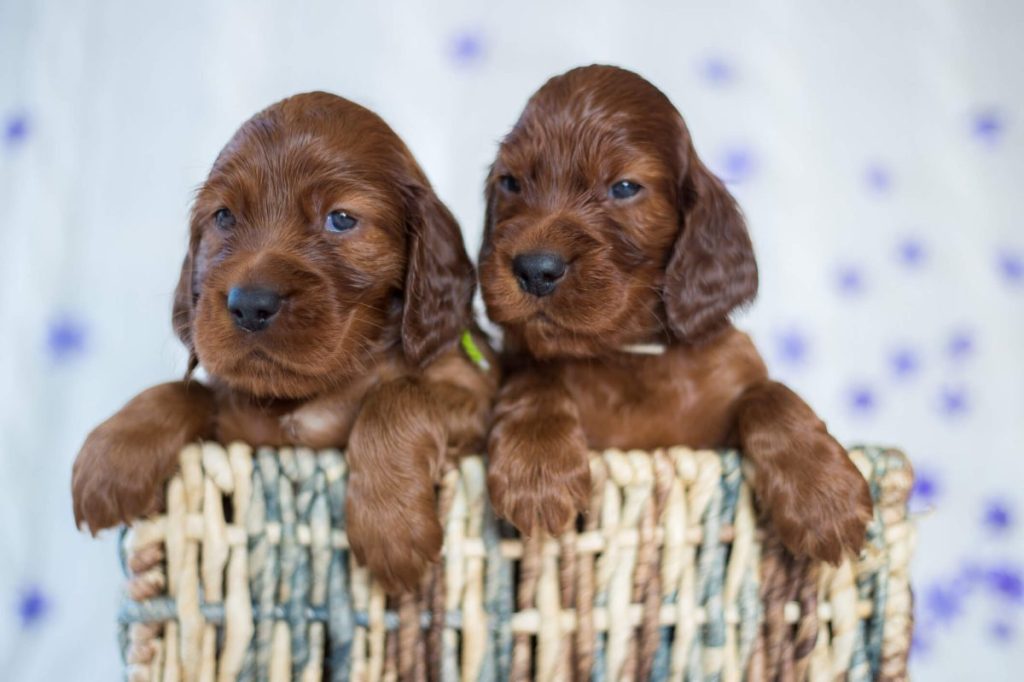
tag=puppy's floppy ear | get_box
[478,164,499,263]
[172,212,202,373]
[402,182,476,366]
[663,134,758,345]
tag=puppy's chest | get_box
[560,355,738,451]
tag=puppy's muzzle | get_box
[512,251,566,297]
[227,286,283,332]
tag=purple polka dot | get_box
[718,146,756,184]
[983,499,1013,533]
[972,110,1004,145]
[947,330,974,361]
[997,249,1023,285]
[889,347,919,379]
[836,265,865,295]
[449,30,484,65]
[5,113,28,147]
[910,631,931,658]
[46,314,87,362]
[864,164,892,195]
[937,385,969,417]
[847,384,876,414]
[990,620,1014,642]
[923,583,963,622]
[775,328,808,366]
[910,469,939,511]
[986,566,1023,603]
[896,237,926,268]
[17,584,50,628]
[699,56,735,85]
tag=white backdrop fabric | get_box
[0,1,1022,679]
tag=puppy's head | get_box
[479,65,757,358]
[173,92,474,398]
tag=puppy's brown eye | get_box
[498,175,521,193]
[326,210,358,233]
[214,208,235,229]
[610,180,642,200]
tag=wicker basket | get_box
[117,444,914,682]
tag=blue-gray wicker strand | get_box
[480,501,507,682]
[865,447,891,678]
[286,464,315,678]
[254,449,281,681]
[687,463,725,682]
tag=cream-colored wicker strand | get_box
[198,444,230,682]
[176,444,204,682]
[657,450,685,601]
[459,457,488,681]
[668,447,699,682]
[557,530,578,682]
[808,563,834,682]
[366,582,387,682]
[162,476,185,682]
[152,630,166,682]
[442,466,466,680]
[123,522,165,682]
[349,546,370,681]
[535,542,563,681]
[219,443,254,682]
[828,560,858,676]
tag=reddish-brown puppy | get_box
[72,92,497,592]
[479,65,871,563]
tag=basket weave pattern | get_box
[118,444,914,681]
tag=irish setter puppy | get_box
[479,65,871,564]
[72,92,496,592]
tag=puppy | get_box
[478,66,871,563]
[72,92,496,592]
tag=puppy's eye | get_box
[498,175,521,194]
[214,208,235,229]
[326,210,358,233]
[610,180,643,200]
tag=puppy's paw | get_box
[757,434,873,564]
[72,424,172,533]
[487,418,591,536]
[346,483,442,594]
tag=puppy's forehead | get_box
[501,66,684,178]
[211,92,413,185]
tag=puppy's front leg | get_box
[345,379,443,593]
[735,381,873,564]
[72,381,215,533]
[486,371,591,537]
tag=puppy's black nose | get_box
[227,286,283,332]
[512,251,567,297]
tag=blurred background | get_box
[1,0,1021,679]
